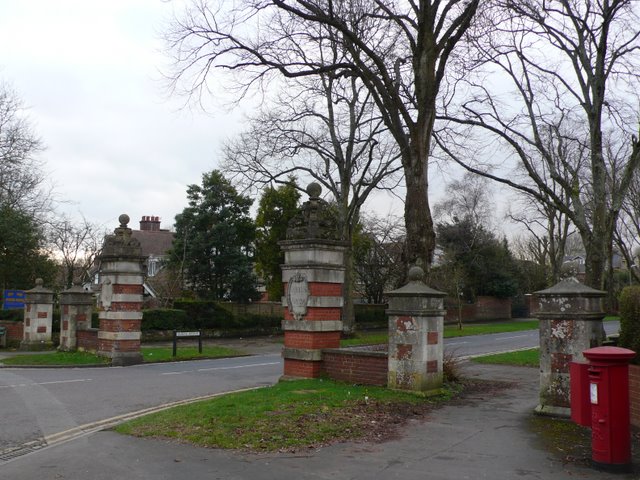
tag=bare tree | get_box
[0,81,53,217]
[438,0,640,289]
[615,169,640,283]
[49,215,103,289]
[223,69,402,332]
[166,0,480,270]
[434,172,495,229]
[506,184,574,285]
[353,213,405,305]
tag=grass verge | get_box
[1,346,245,366]
[0,351,110,366]
[471,348,540,367]
[342,320,540,347]
[115,378,459,452]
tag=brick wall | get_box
[444,302,476,323]
[476,296,511,320]
[77,329,99,352]
[630,364,640,428]
[0,321,23,341]
[322,347,388,386]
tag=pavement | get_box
[1,337,639,479]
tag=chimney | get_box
[139,216,161,231]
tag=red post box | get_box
[570,361,591,426]
[583,346,636,472]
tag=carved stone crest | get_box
[287,272,309,321]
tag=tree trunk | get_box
[403,146,436,271]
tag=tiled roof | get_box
[131,230,175,257]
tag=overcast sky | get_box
[0,0,256,232]
[0,0,488,237]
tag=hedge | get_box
[619,285,640,364]
[142,309,188,330]
[354,304,387,328]
[0,309,23,321]
[140,300,282,332]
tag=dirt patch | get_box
[265,379,516,453]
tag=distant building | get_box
[132,216,174,278]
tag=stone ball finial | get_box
[119,214,130,228]
[35,278,43,287]
[306,182,322,199]
[408,266,425,283]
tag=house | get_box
[132,216,174,278]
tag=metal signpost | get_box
[172,330,202,357]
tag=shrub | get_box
[618,285,640,363]
[173,299,235,329]
[354,304,387,328]
[0,308,23,321]
[142,309,188,331]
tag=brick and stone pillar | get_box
[386,266,446,393]
[20,279,54,350]
[97,214,145,366]
[280,183,347,379]
[59,286,94,351]
[535,277,606,417]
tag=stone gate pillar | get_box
[97,214,145,366]
[59,286,94,351]
[386,266,447,392]
[20,279,54,350]
[535,277,605,416]
[280,183,347,379]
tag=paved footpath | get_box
[2,362,638,480]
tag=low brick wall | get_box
[0,320,23,341]
[630,364,640,428]
[77,329,99,352]
[476,296,511,320]
[322,345,388,386]
[444,302,476,323]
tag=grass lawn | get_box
[341,320,540,347]
[0,351,110,366]
[1,346,245,366]
[115,378,458,451]
[472,348,540,367]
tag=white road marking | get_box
[160,361,281,376]
[0,378,92,389]
[495,334,530,341]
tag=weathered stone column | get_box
[535,277,606,417]
[280,183,347,379]
[97,214,145,366]
[387,266,446,393]
[59,286,94,351]
[20,279,54,350]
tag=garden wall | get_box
[0,320,23,342]
[77,329,98,352]
[321,345,388,386]
[444,297,512,323]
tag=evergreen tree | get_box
[171,171,259,302]
[254,182,300,301]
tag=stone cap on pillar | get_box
[283,183,345,244]
[60,285,95,305]
[534,277,605,318]
[386,267,446,315]
[24,278,54,304]
[100,214,143,260]
[535,277,606,298]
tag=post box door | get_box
[589,366,612,463]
